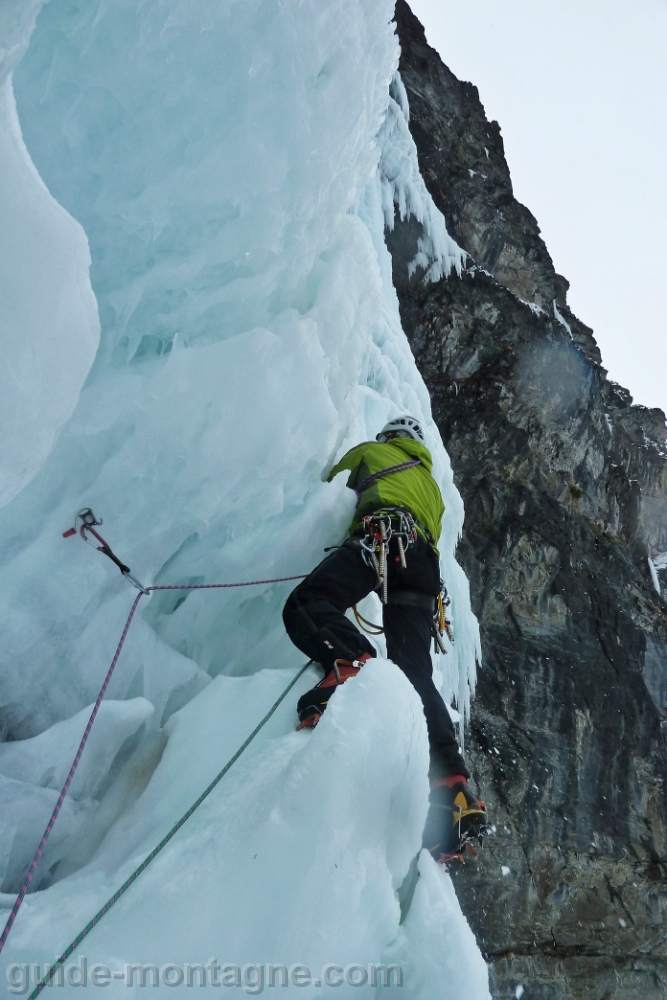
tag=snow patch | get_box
[378,72,465,284]
[521,299,545,317]
[553,299,573,338]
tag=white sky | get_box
[408,0,667,416]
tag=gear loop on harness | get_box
[356,509,454,652]
[358,508,417,604]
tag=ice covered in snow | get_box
[0,0,488,995]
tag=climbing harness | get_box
[355,516,455,656]
[27,658,313,998]
[0,510,309,960]
[63,509,150,594]
[354,585,455,657]
[359,508,417,603]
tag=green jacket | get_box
[327,438,444,551]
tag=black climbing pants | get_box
[283,532,469,780]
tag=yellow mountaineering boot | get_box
[422,775,489,864]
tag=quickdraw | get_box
[63,508,150,594]
[432,581,454,654]
[358,508,416,603]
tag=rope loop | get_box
[352,605,384,635]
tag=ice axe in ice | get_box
[63,508,150,594]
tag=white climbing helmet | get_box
[376,415,425,444]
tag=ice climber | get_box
[283,416,488,862]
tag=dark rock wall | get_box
[392,4,667,997]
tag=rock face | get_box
[392,3,667,997]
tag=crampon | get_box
[423,776,489,866]
[435,839,481,866]
[296,654,371,729]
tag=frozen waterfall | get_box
[0,0,489,996]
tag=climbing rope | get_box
[352,605,384,635]
[28,657,312,998]
[0,568,307,956]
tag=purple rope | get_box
[0,572,306,954]
[354,459,421,504]
[149,575,306,591]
